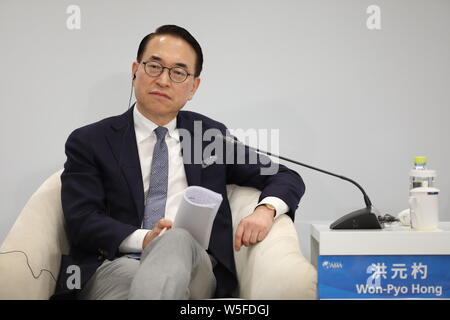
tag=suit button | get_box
[98,249,108,256]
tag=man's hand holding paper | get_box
[142,218,173,249]
[170,186,223,250]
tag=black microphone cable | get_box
[0,250,58,283]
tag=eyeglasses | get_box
[142,60,195,83]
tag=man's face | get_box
[132,34,200,124]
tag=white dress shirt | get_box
[119,107,288,253]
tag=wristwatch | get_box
[263,203,276,211]
[261,203,276,217]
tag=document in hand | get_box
[173,186,223,249]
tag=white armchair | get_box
[0,170,317,300]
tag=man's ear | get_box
[131,61,139,79]
[188,77,201,101]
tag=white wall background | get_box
[1,0,449,261]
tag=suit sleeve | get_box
[224,133,305,221]
[61,128,138,260]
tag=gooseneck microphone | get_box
[217,134,383,229]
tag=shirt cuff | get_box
[256,196,289,219]
[118,229,150,253]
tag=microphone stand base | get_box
[330,207,383,229]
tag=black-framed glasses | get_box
[142,60,195,83]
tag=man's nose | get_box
[156,67,171,86]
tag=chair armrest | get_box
[237,215,317,299]
[227,184,317,299]
[0,170,69,299]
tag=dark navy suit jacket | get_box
[51,106,305,299]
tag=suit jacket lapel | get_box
[105,108,203,225]
[106,106,145,224]
[177,111,202,187]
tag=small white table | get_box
[311,222,450,299]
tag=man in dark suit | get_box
[52,25,305,299]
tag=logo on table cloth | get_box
[322,261,343,269]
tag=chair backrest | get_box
[0,169,69,299]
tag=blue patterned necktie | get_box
[143,126,169,230]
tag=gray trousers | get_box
[78,228,217,300]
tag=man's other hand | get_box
[142,218,173,249]
[234,205,275,251]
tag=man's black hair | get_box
[136,25,203,77]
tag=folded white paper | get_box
[173,186,223,249]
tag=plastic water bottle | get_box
[409,156,436,189]
[398,156,438,227]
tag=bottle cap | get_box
[414,156,427,165]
